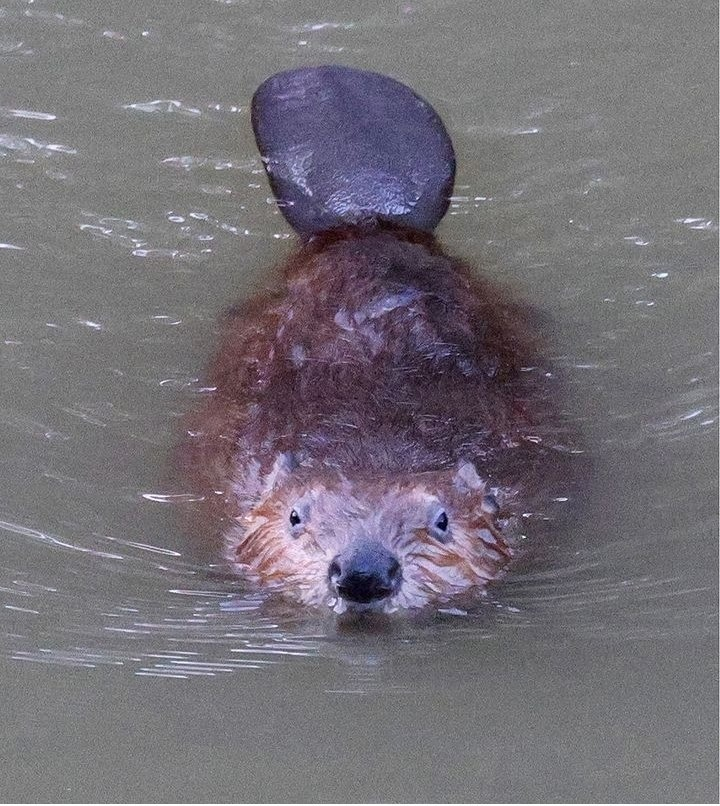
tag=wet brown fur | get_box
[183,225,564,610]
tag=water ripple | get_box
[0,106,56,121]
[675,216,717,232]
[122,100,246,120]
[0,518,124,560]
[123,99,203,117]
[0,133,76,156]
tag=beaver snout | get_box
[328,542,402,604]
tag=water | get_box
[1,0,717,801]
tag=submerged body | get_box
[186,227,562,612]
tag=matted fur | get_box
[183,227,563,611]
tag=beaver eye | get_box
[429,508,451,542]
[289,509,302,527]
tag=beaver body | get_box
[183,65,568,612]
[186,227,560,611]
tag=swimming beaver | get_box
[184,66,566,613]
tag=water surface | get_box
[0,0,717,802]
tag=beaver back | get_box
[186,228,554,503]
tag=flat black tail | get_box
[251,65,456,237]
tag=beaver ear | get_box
[453,460,486,493]
[263,451,300,493]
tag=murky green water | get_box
[1,0,717,801]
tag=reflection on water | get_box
[0,0,716,800]
[2,484,714,684]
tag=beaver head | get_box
[226,456,512,613]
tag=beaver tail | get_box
[251,65,456,237]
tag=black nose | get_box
[329,544,402,604]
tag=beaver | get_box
[184,66,567,613]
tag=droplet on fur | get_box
[481,493,499,515]
[478,528,496,545]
